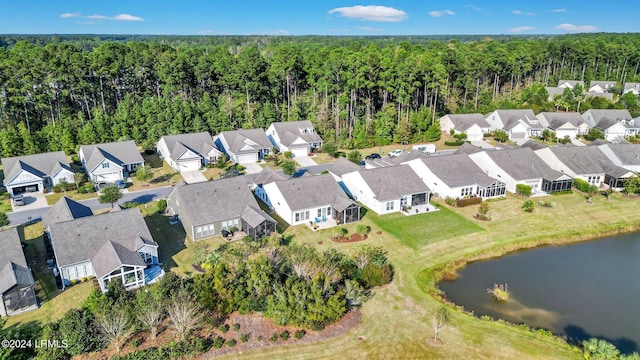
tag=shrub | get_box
[270,333,278,342]
[226,339,236,347]
[279,330,290,341]
[356,224,371,236]
[294,330,306,339]
[240,333,250,342]
[157,199,167,213]
[232,323,240,331]
[444,140,465,146]
[537,201,556,208]
[573,178,598,193]
[456,197,482,207]
[130,338,143,348]
[283,151,293,159]
[361,263,393,288]
[322,142,339,157]
[236,165,245,171]
[445,197,457,206]
[515,184,532,197]
[522,200,534,213]
[212,336,225,349]
[218,324,229,333]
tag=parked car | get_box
[13,194,25,206]
[388,149,403,158]
[115,180,126,189]
[365,153,382,160]
[25,185,37,192]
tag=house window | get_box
[588,176,601,185]
[461,186,474,197]
[294,210,310,222]
[326,207,331,216]
[195,224,215,238]
[221,219,239,231]
[385,201,394,211]
[102,162,110,169]
[139,251,153,265]
[318,208,322,218]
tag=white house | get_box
[439,114,490,141]
[157,132,220,172]
[405,154,507,200]
[588,80,617,93]
[341,165,431,215]
[582,109,634,143]
[485,109,543,143]
[537,112,590,139]
[262,174,359,226]
[468,147,572,194]
[623,82,640,95]
[79,140,144,184]
[597,143,640,173]
[215,128,272,164]
[250,166,287,208]
[266,120,323,157]
[1,152,74,196]
[557,80,584,89]
[48,207,161,292]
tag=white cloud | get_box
[509,26,537,33]
[429,10,455,17]
[112,14,144,21]
[357,26,384,32]
[60,12,81,19]
[465,4,481,12]
[327,5,407,22]
[512,10,535,16]
[199,30,214,35]
[555,23,598,32]
[551,8,568,13]
[86,14,109,20]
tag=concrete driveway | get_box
[243,162,263,174]
[470,140,495,149]
[181,171,208,184]
[293,155,317,167]
[12,192,49,213]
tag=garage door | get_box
[511,132,527,139]
[467,133,483,141]
[178,160,201,172]
[291,146,308,157]
[9,182,41,195]
[236,153,257,164]
[96,172,121,183]
[556,130,575,139]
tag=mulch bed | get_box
[331,234,368,243]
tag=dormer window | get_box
[636,84,640,89]
[630,120,635,126]
[605,84,610,89]
[530,120,538,124]
[102,162,110,169]
[621,120,626,125]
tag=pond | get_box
[439,232,640,354]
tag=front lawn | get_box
[45,190,98,205]
[127,152,182,191]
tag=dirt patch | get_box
[332,234,368,243]
[425,337,444,347]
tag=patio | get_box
[307,217,338,231]
[400,203,440,216]
[144,265,165,284]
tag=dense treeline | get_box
[1,33,639,157]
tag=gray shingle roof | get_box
[271,120,323,146]
[169,176,260,226]
[240,205,276,228]
[443,114,490,131]
[91,240,147,278]
[355,165,430,202]
[272,174,353,211]
[496,109,543,130]
[2,151,71,186]
[252,166,287,186]
[484,147,566,181]
[218,129,272,153]
[80,140,144,171]
[0,228,35,294]
[557,80,584,88]
[418,154,498,188]
[583,109,632,128]
[454,143,485,155]
[520,140,549,150]
[600,144,640,166]
[42,197,93,228]
[548,146,627,175]
[160,132,215,162]
[48,208,156,269]
[328,158,361,177]
[393,150,429,164]
[538,112,587,130]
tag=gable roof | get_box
[589,80,616,89]
[160,132,215,162]
[483,147,566,181]
[42,197,93,227]
[169,176,263,226]
[91,240,147,278]
[0,228,34,295]
[48,208,157,270]
[599,144,640,166]
[328,158,361,177]
[495,109,543,130]
[547,146,627,175]
[417,154,498,188]
[520,140,549,150]
[557,80,584,88]
[355,165,430,202]
[443,114,490,131]
[583,109,633,128]
[252,166,287,186]
[80,140,144,172]
[537,112,587,130]
[271,174,353,211]
[624,82,640,91]
[240,205,276,228]
[454,143,485,155]
[271,120,323,146]
[2,151,71,186]
[218,129,272,153]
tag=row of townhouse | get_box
[1,120,324,196]
[441,109,640,144]
[549,79,640,98]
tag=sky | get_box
[1,1,638,36]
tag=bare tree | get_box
[167,287,203,341]
[97,306,133,355]
[432,306,450,344]
[136,288,165,342]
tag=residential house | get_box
[557,80,584,89]
[48,207,161,292]
[266,120,324,157]
[585,92,615,101]
[405,153,506,200]
[0,228,37,317]
[468,147,573,194]
[341,165,431,215]
[588,80,616,93]
[263,174,359,226]
[363,150,427,169]
[484,109,544,142]
[582,109,635,142]
[251,166,287,208]
[79,141,144,184]
[545,87,564,102]
[41,196,93,229]
[215,129,272,164]
[623,82,640,95]
[597,143,640,173]
[156,132,220,172]
[167,176,276,241]
[537,112,590,139]
[1,151,74,196]
[327,157,361,195]
[534,145,634,189]
[439,114,490,141]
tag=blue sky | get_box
[1,1,638,35]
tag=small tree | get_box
[0,212,9,229]
[157,199,167,213]
[475,202,491,221]
[493,130,509,143]
[98,185,123,208]
[97,305,133,355]
[283,151,293,159]
[347,150,363,164]
[136,288,165,342]
[281,160,297,177]
[584,127,605,141]
[432,306,450,344]
[136,164,153,186]
[167,286,204,341]
[322,142,339,158]
[216,154,228,169]
[58,179,71,195]
[74,172,86,190]
[522,200,534,213]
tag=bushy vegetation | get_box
[573,178,598,193]
[515,184,532,197]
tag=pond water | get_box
[439,232,640,354]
